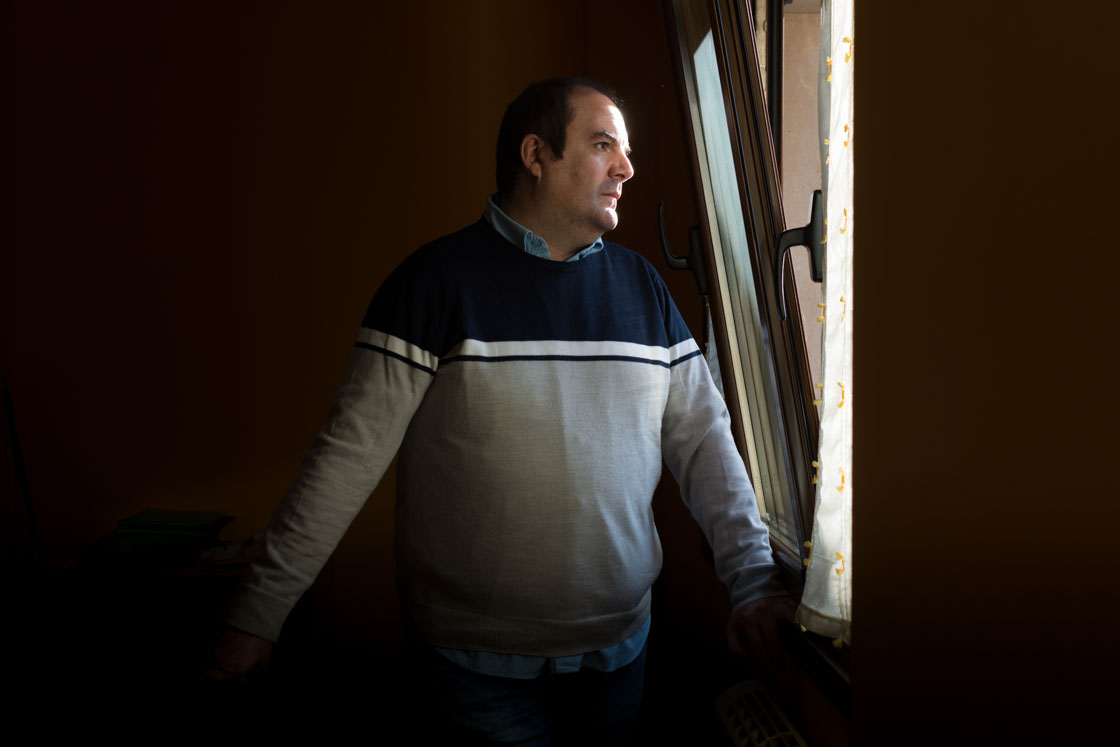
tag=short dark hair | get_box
[495,77,622,198]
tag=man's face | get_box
[538,90,635,245]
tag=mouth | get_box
[601,189,622,206]
[601,183,622,200]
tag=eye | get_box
[595,142,610,151]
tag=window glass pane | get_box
[754,0,769,101]
[780,4,825,413]
[677,5,799,552]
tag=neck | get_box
[500,191,589,262]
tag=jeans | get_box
[410,641,648,746]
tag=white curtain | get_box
[797,0,853,645]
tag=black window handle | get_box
[658,201,710,298]
[776,189,824,321]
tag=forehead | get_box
[568,89,629,142]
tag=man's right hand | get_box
[205,626,272,682]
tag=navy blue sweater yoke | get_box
[360,219,702,371]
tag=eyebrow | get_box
[592,130,632,156]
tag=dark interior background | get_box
[6,0,1117,741]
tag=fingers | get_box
[726,622,747,657]
[752,612,786,669]
[206,627,272,683]
[203,665,238,682]
[727,596,795,670]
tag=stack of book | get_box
[113,508,233,555]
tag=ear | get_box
[520,134,546,182]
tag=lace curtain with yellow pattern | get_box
[797,0,853,645]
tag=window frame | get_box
[666,0,820,571]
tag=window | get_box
[668,0,854,645]
[668,0,819,567]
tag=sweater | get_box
[226,218,785,655]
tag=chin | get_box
[595,211,619,234]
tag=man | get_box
[212,78,792,743]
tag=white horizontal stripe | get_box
[444,338,672,363]
[357,328,439,371]
[668,338,700,362]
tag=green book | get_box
[116,508,232,538]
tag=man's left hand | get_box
[726,595,797,670]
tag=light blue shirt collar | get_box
[484,193,604,262]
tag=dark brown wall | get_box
[11,0,1115,739]
[7,1,710,645]
[855,3,1117,741]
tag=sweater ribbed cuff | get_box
[223,584,295,643]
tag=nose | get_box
[614,152,634,183]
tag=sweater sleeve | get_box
[225,268,439,641]
[659,309,788,614]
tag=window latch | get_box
[776,189,824,321]
[658,201,710,297]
